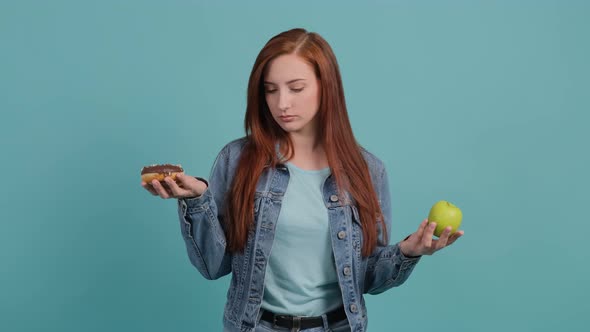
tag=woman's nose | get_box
[278,91,291,111]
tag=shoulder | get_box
[221,136,248,154]
[210,137,251,174]
[208,137,249,180]
[358,145,386,177]
[218,136,249,157]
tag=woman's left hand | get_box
[399,219,464,257]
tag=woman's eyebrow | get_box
[263,78,306,85]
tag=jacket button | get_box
[350,304,358,313]
[337,231,346,239]
[330,195,339,202]
[343,266,351,276]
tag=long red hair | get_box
[225,28,387,257]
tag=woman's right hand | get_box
[141,173,208,199]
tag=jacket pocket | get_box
[350,205,363,264]
[350,205,362,226]
[253,192,263,221]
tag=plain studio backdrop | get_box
[1,1,588,331]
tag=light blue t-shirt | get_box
[261,161,343,316]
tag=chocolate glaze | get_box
[141,164,183,174]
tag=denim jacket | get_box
[177,137,421,332]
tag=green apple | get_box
[428,200,463,237]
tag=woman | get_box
[142,28,463,332]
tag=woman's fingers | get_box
[401,220,464,257]
[163,177,188,197]
[175,173,188,187]
[141,181,159,196]
[422,221,436,248]
[435,226,453,250]
[141,181,158,195]
[177,173,208,198]
[447,230,464,245]
[174,174,197,195]
[415,219,428,239]
[406,220,465,256]
[141,173,202,200]
[151,179,172,199]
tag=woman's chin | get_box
[279,124,300,132]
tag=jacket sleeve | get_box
[176,145,232,280]
[363,166,422,294]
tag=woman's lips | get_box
[280,115,296,122]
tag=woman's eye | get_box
[264,87,303,94]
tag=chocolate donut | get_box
[141,164,184,184]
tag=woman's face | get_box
[264,54,321,137]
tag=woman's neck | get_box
[282,133,328,170]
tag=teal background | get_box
[1,0,588,331]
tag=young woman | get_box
[142,28,463,332]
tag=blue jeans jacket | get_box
[177,137,421,332]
